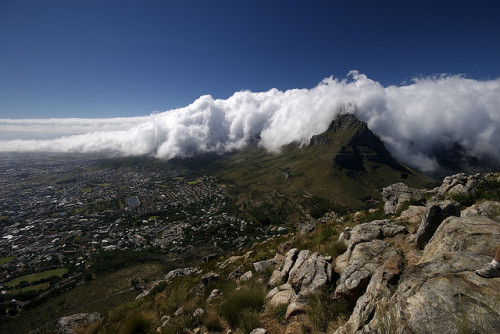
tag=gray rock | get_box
[382,183,424,215]
[249,329,267,334]
[300,222,315,235]
[269,248,298,286]
[238,270,253,283]
[165,267,197,281]
[192,308,205,318]
[207,289,222,303]
[285,294,308,320]
[57,312,101,334]
[334,265,371,305]
[397,205,426,227]
[415,200,460,249]
[461,201,500,219]
[334,254,404,334]
[266,283,296,307]
[253,258,276,273]
[393,216,500,333]
[287,250,332,296]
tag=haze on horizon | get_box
[1,1,500,172]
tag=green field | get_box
[7,282,50,295]
[0,256,14,265]
[4,268,68,288]
[0,263,167,334]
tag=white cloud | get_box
[1,71,499,172]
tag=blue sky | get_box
[1,0,500,119]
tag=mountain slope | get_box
[207,113,433,223]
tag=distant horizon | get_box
[1,1,500,119]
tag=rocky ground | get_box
[56,172,500,334]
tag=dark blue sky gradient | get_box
[1,0,499,118]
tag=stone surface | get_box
[266,284,296,308]
[165,267,198,281]
[397,205,426,227]
[336,220,406,272]
[249,329,267,334]
[238,270,253,283]
[207,289,222,303]
[334,264,371,305]
[193,308,205,318]
[461,200,500,218]
[382,183,424,215]
[287,250,332,296]
[285,294,308,320]
[253,258,276,273]
[269,248,299,286]
[57,312,101,334]
[337,214,500,333]
[414,200,460,249]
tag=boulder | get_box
[461,201,500,219]
[207,289,222,303]
[397,205,426,227]
[300,222,315,235]
[414,200,460,249]
[249,329,267,334]
[238,270,253,283]
[382,183,424,215]
[334,264,371,306]
[393,216,500,333]
[266,283,296,307]
[336,220,406,271]
[253,258,276,273]
[165,267,198,281]
[192,308,205,319]
[269,248,299,286]
[334,253,404,334]
[57,312,101,334]
[287,250,332,296]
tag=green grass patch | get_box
[187,180,200,185]
[219,283,266,329]
[4,268,68,288]
[173,177,185,181]
[7,282,50,295]
[450,179,500,208]
[307,287,348,332]
[0,256,14,265]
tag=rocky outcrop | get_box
[266,248,333,319]
[334,220,406,308]
[414,200,460,249]
[335,173,500,334]
[393,216,500,333]
[437,172,487,195]
[57,312,101,334]
[382,183,424,215]
[461,200,500,218]
[396,205,426,226]
[336,219,407,271]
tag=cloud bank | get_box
[1,71,499,172]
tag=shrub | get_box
[322,240,347,259]
[376,299,399,334]
[219,283,266,328]
[203,310,223,331]
[239,309,260,334]
[121,312,155,334]
[307,288,347,332]
[268,303,288,322]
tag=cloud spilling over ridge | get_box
[1,71,500,172]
